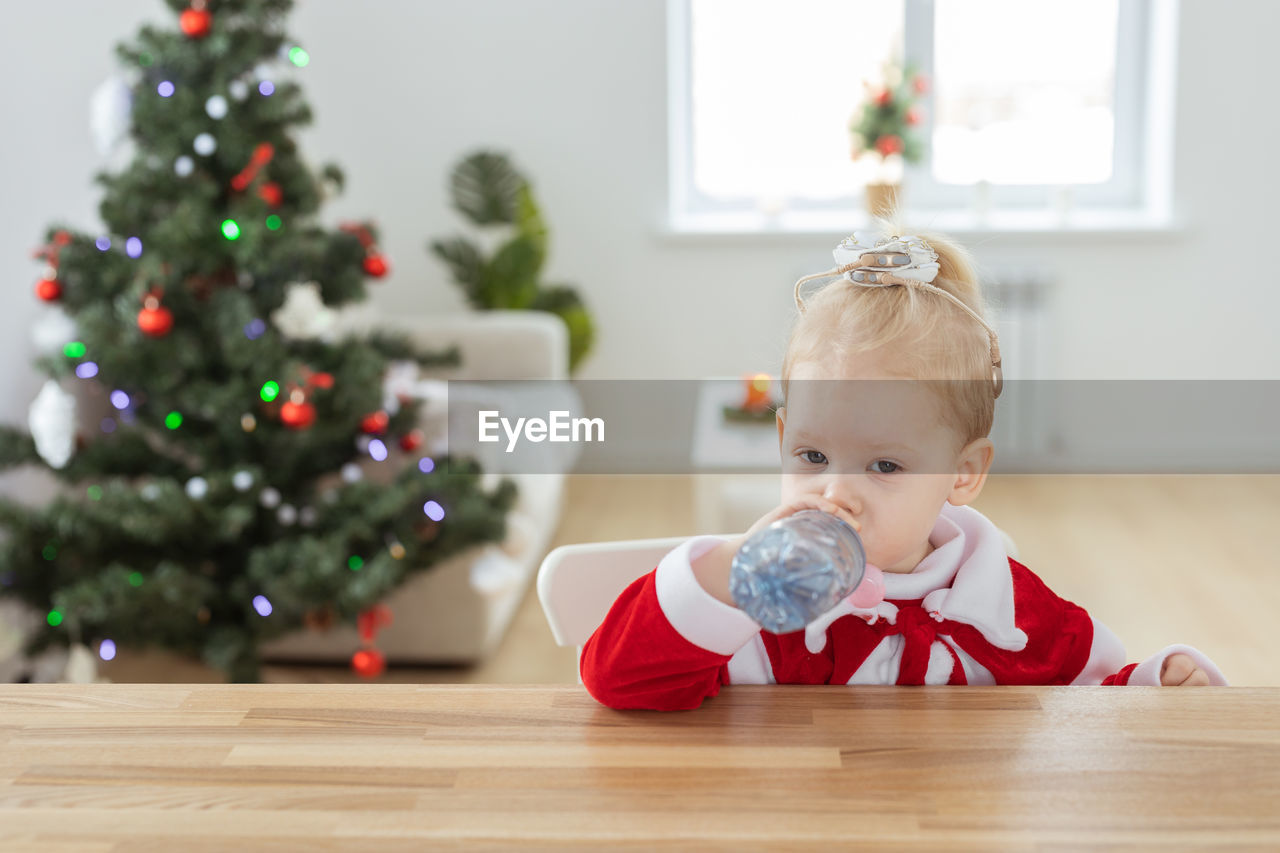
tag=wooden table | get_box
[1,685,1277,850]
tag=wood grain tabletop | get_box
[1,684,1277,850]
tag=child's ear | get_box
[948,436,994,506]
[775,406,786,449]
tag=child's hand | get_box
[692,496,861,607]
[1160,653,1210,686]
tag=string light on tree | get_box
[204,95,228,119]
[193,133,217,156]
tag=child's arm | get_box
[1099,644,1227,686]
[580,535,763,710]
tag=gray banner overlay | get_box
[439,380,1280,474]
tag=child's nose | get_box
[822,477,862,515]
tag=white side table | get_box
[689,377,783,534]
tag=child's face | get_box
[776,352,992,574]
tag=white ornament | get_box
[270,282,335,341]
[259,487,281,509]
[341,463,362,483]
[185,477,208,500]
[204,94,228,119]
[31,307,79,355]
[89,75,133,157]
[28,380,77,469]
[193,133,217,156]
[299,506,317,526]
[354,435,371,453]
[174,155,194,177]
[253,63,274,80]
[277,504,297,525]
[232,470,254,491]
[229,79,250,101]
[140,483,161,501]
[60,643,99,684]
[381,362,450,416]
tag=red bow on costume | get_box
[866,602,968,685]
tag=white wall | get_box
[1,0,1276,414]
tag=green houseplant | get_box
[429,152,595,374]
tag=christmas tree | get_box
[0,0,516,683]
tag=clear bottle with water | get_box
[729,509,885,634]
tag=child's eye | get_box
[871,460,901,474]
[800,450,827,465]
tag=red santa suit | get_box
[581,502,1228,711]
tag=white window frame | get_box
[666,0,1180,234]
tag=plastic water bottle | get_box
[729,509,886,634]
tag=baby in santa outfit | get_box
[582,224,1228,711]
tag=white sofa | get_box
[260,310,569,664]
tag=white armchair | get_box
[260,310,569,664]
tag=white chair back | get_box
[537,535,734,650]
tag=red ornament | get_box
[357,604,394,643]
[308,372,334,390]
[905,107,922,126]
[138,296,174,338]
[399,430,424,452]
[231,143,276,192]
[257,182,283,207]
[35,278,62,302]
[874,88,893,107]
[350,648,385,679]
[875,134,904,156]
[280,399,317,430]
[912,74,930,95]
[360,411,389,435]
[362,254,389,278]
[179,7,212,38]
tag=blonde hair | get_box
[780,211,999,453]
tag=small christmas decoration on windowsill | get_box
[849,60,929,218]
[721,373,778,424]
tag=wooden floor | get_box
[99,475,1280,687]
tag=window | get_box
[669,0,1177,230]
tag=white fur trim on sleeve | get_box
[654,535,763,656]
[1070,618,1129,685]
[1126,643,1230,686]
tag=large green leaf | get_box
[531,285,595,373]
[515,182,548,275]
[429,237,486,307]
[449,151,525,226]
[482,236,541,309]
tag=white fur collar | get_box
[804,502,1028,653]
